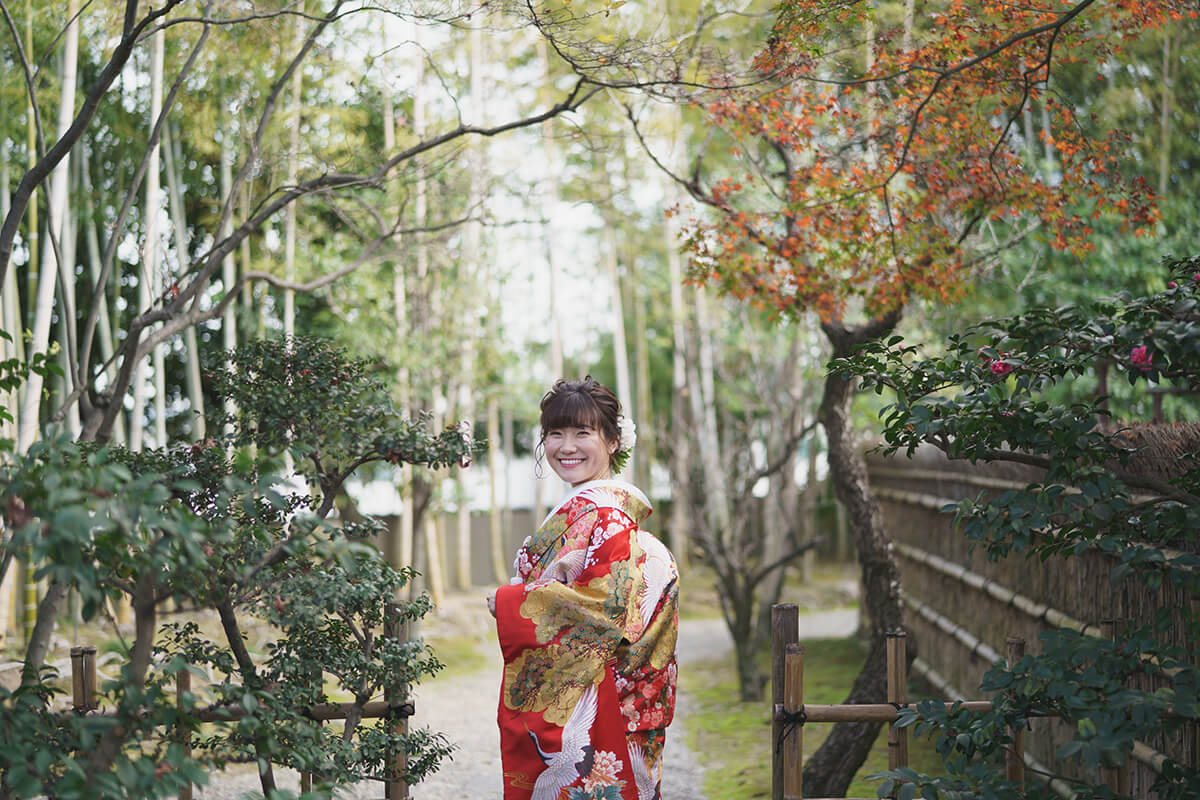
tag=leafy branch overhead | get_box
[675,0,1182,322]
[205,337,477,514]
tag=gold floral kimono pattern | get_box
[496,480,679,800]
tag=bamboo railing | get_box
[770,604,1049,800]
[65,604,415,799]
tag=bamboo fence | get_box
[62,602,415,799]
[867,441,1198,797]
[769,604,1029,800]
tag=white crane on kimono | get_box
[543,547,587,585]
[626,739,661,800]
[529,683,599,800]
[636,531,674,628]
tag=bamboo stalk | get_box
[776,700,994,723]
[886,631,908,771]
[895,541,1102,637]
[771,604,799,800]
[1005,637,1025,787]
[903,593,1003,664]
[881,490,1189,570]
[782,643,803,800]
[191,699,415,724]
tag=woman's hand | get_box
[486,589,497,618]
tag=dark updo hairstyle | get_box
[539,376,622,469]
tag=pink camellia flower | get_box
[1193,272,1200,282]
[990,360,1013,376]
[1130,345,1153,371]
[1167,281,1177,289]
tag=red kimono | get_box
[496,480,679,800]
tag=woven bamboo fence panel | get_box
[867,438,1198,797]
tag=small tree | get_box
[836,255,1200,799]
[0,337,474,799]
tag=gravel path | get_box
[190,597,857,799]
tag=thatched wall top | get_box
[1101,421,1200,484]
[867,420,1200,485]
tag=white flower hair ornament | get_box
[612,415,637,473]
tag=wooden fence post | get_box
[385,602,410,800]
[886,631,908,771]
[782,643,804,800]
[177,667,192,800]
[1005,636,1026,786]
[771,604,799,800]
[70,645,96,712]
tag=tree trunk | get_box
[148,27,167,448]
[56,154,80,437]
[488,397,509,583]
[603,209,633,436]
[17,0,78,455]
[802,316,907,798]
[665,169,691,571]
[693,290,728,532]
[727,582,762,701]
[80,141,125,445]
[631,252,655,493]
[283,10,303,342]
[537,37,565,382]
[220,133,238,439]
[1157,32,1174,199]
[0,152,17,646]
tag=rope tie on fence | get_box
[775,705,807,756]
[385,701,415,720]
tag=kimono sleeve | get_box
[495,505,642,723]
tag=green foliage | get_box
[835,256,1200,799]
[206,337,477,502]
[0,337,474,798]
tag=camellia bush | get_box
[0,337,474,799]
[834,255,1200,799]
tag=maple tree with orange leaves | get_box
[661,0,1194,794]
[680,0,1183,322]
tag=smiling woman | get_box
[487,376,679,800]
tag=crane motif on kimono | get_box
[529,684,599,800]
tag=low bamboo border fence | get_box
[62,602,415,799]
[765,604,1135,800]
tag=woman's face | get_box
[543,424,618,486]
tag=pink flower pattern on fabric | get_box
[580,751,624,791]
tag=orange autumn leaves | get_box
[683,0,1181,321]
